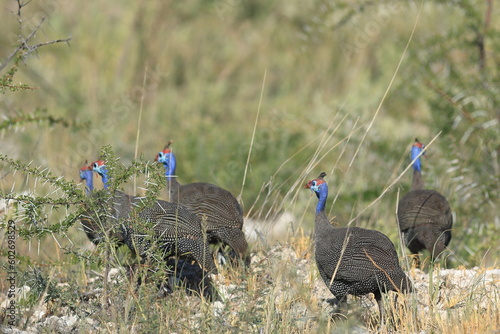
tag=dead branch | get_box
[0,4,71,73]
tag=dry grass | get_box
[2,235,498,333]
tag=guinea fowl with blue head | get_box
[79,162,125,247]
[397,139,453,263]
[155,142,249,266]
[306,172,412,321]
[79,163,99,244]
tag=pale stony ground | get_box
[1,243,499,333]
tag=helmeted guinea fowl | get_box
[306,172,412,320]
[398,139,453,262]
[79,163,125,246]
[90,159,218,275]
[155,142,249,265]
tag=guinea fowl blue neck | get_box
[311,182,328,214]
[80,168,94,195]
[306,173,335,235]
[410,140,425,191]
[157,150,177,180]
[411,144,423,172]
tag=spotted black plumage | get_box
[80,164,125,247]
[156,142,248,265]
[306,172,412,320]
[398,139,453,261]
[89,160,218,274]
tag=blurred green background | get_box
[1,1,498,267]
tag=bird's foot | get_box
[324,298,347,320]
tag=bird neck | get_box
[161,154,181,194]
[100,171,110,189]
[164,170,176,182]
[82,170,93,195]
[162,154,177,179]
[411,146,422,172]
[313,185,335,236]
[315,208,335,238]
[315,189,327,214]
[411,168,424,191]
[165,176,180,197]
[410,146,424,190]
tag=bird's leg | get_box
[411,254,421,269]
[157,280,173,298]
[326,294,348,319]
[217,249,228,266]
[326,297,339,307]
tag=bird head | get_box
[91,159,107,176]
[80,161,94,193]
[90,159,110,188]
[156,148,173,163]
[305,172,328,198]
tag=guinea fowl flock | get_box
[90,159,218,275]
[78,139,453,322]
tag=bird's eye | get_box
[93,163,98,169]
[312,181,317,187]
[158,152,163,158]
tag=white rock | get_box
[62,315,78,327]
[212,301,225,317]
[244,212,297,244]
